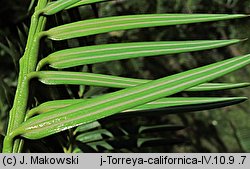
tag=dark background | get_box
[0,0,250,152]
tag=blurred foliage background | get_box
[0,0,250,152]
